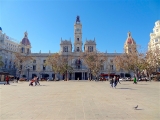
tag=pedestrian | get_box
[34,76,37,86]
[36,77,40,85]
[29,78,34,86]
[110,77,113,88]
[17,76,19,83]
[117,76,121,84]
[4,75,10,85]
[133,77,137,84]
[113,76,117,88]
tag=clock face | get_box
[76,28,80,32]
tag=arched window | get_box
[63,46,68,52]
[75,59,81,69]
[88,46,93,52]
[77,47,79,52]
[27,48,30,54]
[21,47,24,53]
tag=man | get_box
[117,76,121,84]
[113,76,117,88]
[36,77,40,85]
[4,75,10,85]
[110,77,114,88]
[17,76,19,83]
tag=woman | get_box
[4,75,10,85]
[133,77,137,84]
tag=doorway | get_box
[75,72,82,80]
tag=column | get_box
[87,72,89,79]
[73,72,75,80]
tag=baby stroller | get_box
[29,79,35,86]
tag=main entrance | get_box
[75,72,82,80]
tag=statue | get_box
[24,31,28,37]
[76,16,80,23]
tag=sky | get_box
[0,0,160,53]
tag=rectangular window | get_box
[77,38,79,41]
[77,47,79,52]
[110,65,113,70]
[155,39,158,42]
[33,60,36,63]
[20,65,22,70]
[63,46,68,52]
[43,65,46,71]
[33,65,36,71]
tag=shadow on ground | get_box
[138,84,148,85]
[117,88,136,90]
[136,109,143,110]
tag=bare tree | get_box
[114,45,145,79]
[46,53,73,81]
[13,52,33,77]
[46,53,62,80]
[81,51,107,80]
[59,55,73,81]
[144,48,160,80]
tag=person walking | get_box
[113,76,117,88]
[34,76,37,86]
[117,76,121,84]
[110,77,114,88]
[17,76,19,83]
[36,77,40,85]
[4,75,10,85]
[133,76,137,84]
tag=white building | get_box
[0,16,136,80]
[148,20,160,51]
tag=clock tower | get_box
[74,16,82,52]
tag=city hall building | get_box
[1,16,150,80]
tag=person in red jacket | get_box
[4,75,10,85]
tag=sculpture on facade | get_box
[76,16,80,23]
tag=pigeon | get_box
[133,105,138,109]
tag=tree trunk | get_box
[54,73,56,81]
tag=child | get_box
[29,79,35,86]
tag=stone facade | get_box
[148,20,160,51]
[0,17,136,80]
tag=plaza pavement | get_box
[0,80,160,120]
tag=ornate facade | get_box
[148,20,160,51]
[0,16,136,80]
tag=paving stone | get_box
[0,81,159,120]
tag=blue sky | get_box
[0,0,159,53]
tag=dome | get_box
[125,32,136,44]
[21,37,31,46]
[21,31,31,46]
[0,27,2,31]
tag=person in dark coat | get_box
[110,77,114,88]
[36,77,40,85]
[117,76,121,84]
[113,76,117,88]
